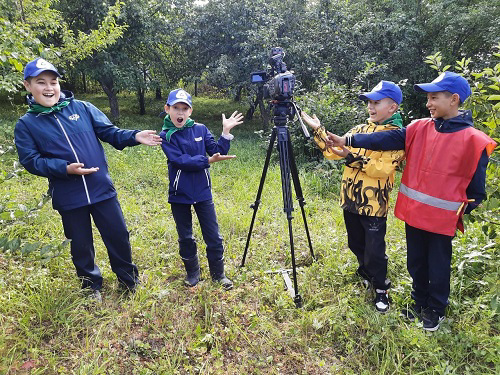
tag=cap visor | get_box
[359,91,387,101]
[29,68,61,79]
[414,82,443,93]
[168,99,192,107]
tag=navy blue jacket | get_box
[159,123,230,204]
[15,91,140,211]
[349,110,489,213]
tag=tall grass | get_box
[0,93,498,374]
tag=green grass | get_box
[0,93,498,374]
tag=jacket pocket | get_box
[204,169,211,188]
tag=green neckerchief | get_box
[162,114,195,142]
[380,112,403,128]
[27,100,70,115]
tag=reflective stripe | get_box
[399,183,462,211]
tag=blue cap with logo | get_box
[414,71,471,103]
[167,89,192,107]
[359,81,403,105]
[23,58,61,80]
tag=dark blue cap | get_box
[23,58,61,80]
[166,89,192,107]
[414,71,471,103]
[359,81,403,105]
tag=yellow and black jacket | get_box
[313,113,405,217]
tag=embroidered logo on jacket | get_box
[69,114,80,121]
[194,137,202,142]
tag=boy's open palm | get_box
[67,163,99,175]
[301,111,321,130]
[222,111,244,134]
[135,130,162,146]
[209,152,236,164]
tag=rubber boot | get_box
[182,256,201,287]
[208,258,233,290]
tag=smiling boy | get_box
[301,81,405,313]
[15,58,162,301]
[325,72,497,330]
[159,89,243,290]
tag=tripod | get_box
[240,101,315,308]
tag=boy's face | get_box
[165,102,193,128]
[23,71,61,107]
[366,97,397,123]
[426,91,459,119]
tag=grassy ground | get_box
[0,93,498,374]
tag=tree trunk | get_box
[82,72,87,93]
[138,87,146,115]
[155,87,162,100]
[98,78,120,120]
[234,85,243,102]
[256,89,270,130]
[194,80,198,97]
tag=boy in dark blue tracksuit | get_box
[159,89,243,290]
[15,58,162,300]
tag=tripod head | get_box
[269,99,311,139]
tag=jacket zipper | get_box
[173,170,181,195]
[53,114,91,205]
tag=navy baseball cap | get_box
[166,89,192,107]
[23,58,61,80]
[359,81,403,105]
[414,71,471,103]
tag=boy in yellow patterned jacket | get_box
[302,81,405,312]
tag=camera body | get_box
[251,47,296,101]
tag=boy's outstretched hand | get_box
[222,111,244,135]
[209,152,236,164]
[67,163,99,175]
[301,111,321,130]
[135,130,162,146]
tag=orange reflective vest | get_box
[394,118,497,236]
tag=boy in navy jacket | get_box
[15,58,162,301]
[160,89,243,290]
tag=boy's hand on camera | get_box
[326,131,346,147]
[301,111,321,130]
[136,130,162,146]
[209,152,236,164]
[67,163,99,175]
[222,111,244,135]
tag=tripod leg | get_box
[276,126,302,308]
[287,132,316,261]
[241,128,277,267]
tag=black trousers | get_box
[59,196,139,290]
[343,209,389,290]
[170,200,224,262]
[405,224,452,315]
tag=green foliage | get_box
[0,0,126,93]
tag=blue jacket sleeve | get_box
[14,120,69,179]
[205,130,230,156]
[351,128,406,151]
[464,149,489,214]
[84,102,139,150]
[161,137,210,172]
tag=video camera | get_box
[251,47,296,101]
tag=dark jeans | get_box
[59,196,139,290]
[405,224,452,315]
[170,200,224,262]
[344,209,389,290]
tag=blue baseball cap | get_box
[166,89,192,107]
[414,71,471,103]
[23,58,61,80]
[359,81,403,105]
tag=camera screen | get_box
[251,71,267,83]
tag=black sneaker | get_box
[422,309,445,332]
[374,289,390,313]
[401,304,423,322]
